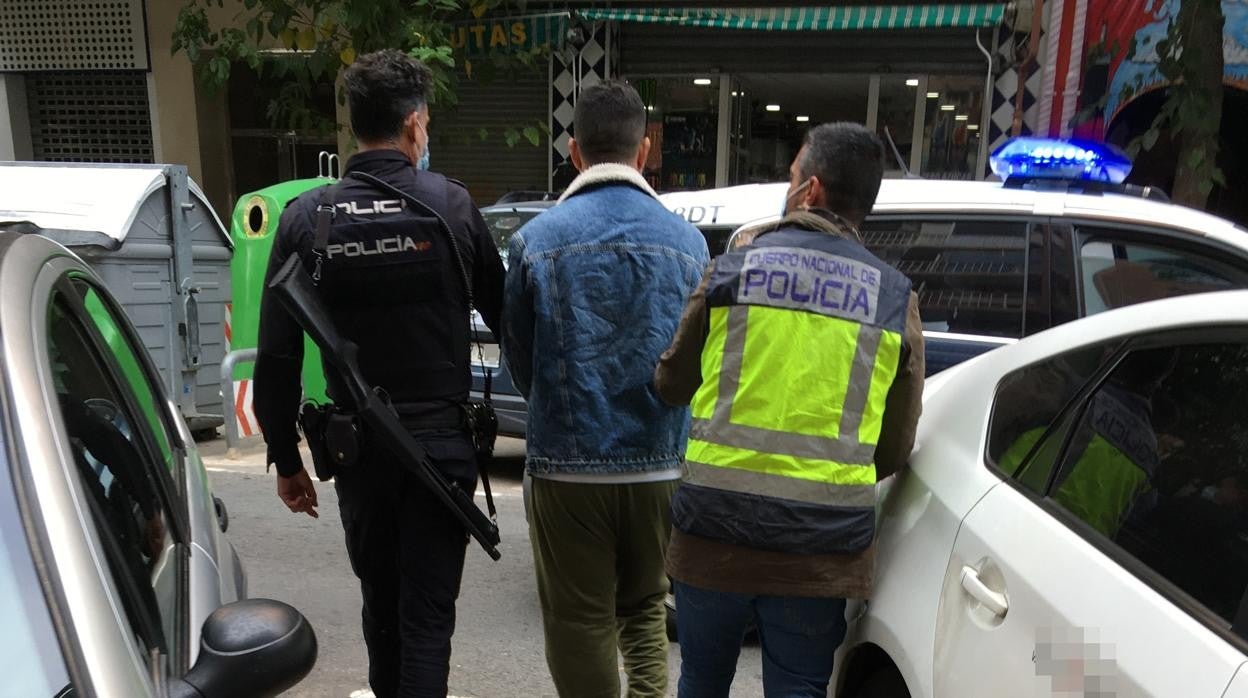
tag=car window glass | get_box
[988,342,1119,484]
[863,218,1029,338]
[0,425,74,697]
[1078,231,1248,315]
[1043,342,1248,634]
[47,293,178,667]
[72,279,175,475]
[698,226,734,257]
[483,209,543,252]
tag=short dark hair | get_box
[573,80,646,164]
[798,123,886,224]
[344,49,432,143]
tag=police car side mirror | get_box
[170,599,317,698]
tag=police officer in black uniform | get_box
[252,49,504,697]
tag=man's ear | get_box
[804,176,826,209]
[403,111,422,141]
[569,138,586,172]
[633,136,652,172]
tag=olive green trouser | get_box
[529,477,678,698]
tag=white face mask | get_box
[417,145,430,171]
[782,178,812,216]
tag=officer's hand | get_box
[278,470,319,518]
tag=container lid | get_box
[0,163,228,246]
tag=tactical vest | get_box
[671,223,913,555]
[309,172,471,405]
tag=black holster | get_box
[299,401,361,481]
[461,400,498,460]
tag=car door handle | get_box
[960,566,1008,617]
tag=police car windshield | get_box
[483,209,545,251]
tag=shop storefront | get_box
[585,5,1005,191]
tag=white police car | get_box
[828,289,1248,698]
[661,138,1248,376]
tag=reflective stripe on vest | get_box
[677,232,910,555]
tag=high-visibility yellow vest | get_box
[671,224,912,555]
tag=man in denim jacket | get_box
[502,80,709,697]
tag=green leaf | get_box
[1187,148,1205,170]
[523,126,541,146]
[1142,127,1161,151]
[478,127,489,141]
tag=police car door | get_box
[935,317,1248,697]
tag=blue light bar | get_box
[989,137,1132,184]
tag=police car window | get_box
[1077,231,1248,316]
[862,218,1029,338]
[46,293,178,671]
[988,341,1118,486]
[1044,342,1248,637]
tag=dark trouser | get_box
[529,478,678,698]
[335,429,477,698]
[673,581,848,698]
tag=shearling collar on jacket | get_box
[558,163,660,203]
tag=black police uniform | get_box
[253,149,504,697]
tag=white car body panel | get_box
[1223,663,1248,697]
[938,481,1244,697]
[836,290,1248,697]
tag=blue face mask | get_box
[417,146,431,171]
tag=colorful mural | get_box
[1076,0,1248,137]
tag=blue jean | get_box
[674,580,848,698]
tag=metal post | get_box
[166,164,200,420]
[220,348,257,459]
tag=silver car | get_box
[0,232,315,697]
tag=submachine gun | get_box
[268,254,503,561]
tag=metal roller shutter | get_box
[620,24,989,76]
[26,70,154,163]
[433,71,550,206]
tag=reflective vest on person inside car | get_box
[671,222,913,555]
[1005,385,1159,538]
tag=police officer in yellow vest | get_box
[654,122,925,698]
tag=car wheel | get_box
[849,667,909,698]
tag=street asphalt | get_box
[199,436,765,697]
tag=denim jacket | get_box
[502,164,710,475]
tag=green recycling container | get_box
[229,177,332,404]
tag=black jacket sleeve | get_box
[252,201,311,478]
[446,181,504,335]
[469,204,505,336]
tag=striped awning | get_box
[577,5,1005,31]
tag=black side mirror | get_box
[170,599,316,698]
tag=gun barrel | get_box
[268,255,502,560]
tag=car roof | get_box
[481,200,557,214]
[657,180,1248,250]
